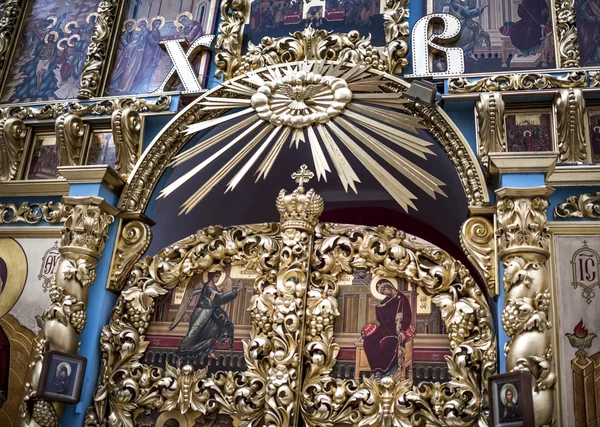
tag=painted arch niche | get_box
[88,221,495,426]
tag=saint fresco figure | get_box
[362,279,415,379]
[176,13,204,42]
[500,0,551,57]
[132,17,164,93]
[451,0,491,61]
[576,0,600,66]
[170,269,240,362]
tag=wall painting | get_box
[426,0,555,74]
[106,0,219,96]
[246,0,385,46]
[86,131,116,168]
[554,236,600,427]
[1,0,99,102]
[575,0,600,67]
[26,133,59,180]
[330,270,449,384]
[505,111,553,152]
[588,109,600,164]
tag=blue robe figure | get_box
[451,0,490,61]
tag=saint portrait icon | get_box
[489,371,534,427]
[499,383,521,422]
[37,351,86,404]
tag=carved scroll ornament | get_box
[0,201,68,224]
[554,0,581,67]
[56,113,86,167]
[475,92,506,168]
[0,0,23,78]
[0,115,27,180]
[554,192,600,219]
[554,88,586,163]
[460,216,496,296]
[449,71,587,93]
[111,104,142,180]
[301,224,496,426]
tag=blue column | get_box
[61,183,120,426]
[495,173,546,373]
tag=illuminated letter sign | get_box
[151,34,215,94]
[408,14,464,77]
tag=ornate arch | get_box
[119,61,489,214]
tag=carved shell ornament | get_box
[158,61,446,214]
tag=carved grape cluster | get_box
[70,309,87,334]
[126,300,152,334]
[32,400,59,427]
[48,283,64,303]
[501,300,521,338]
[306,314,333,342]
[446,312,476,348]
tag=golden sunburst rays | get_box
[158,61,447,214]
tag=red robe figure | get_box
[500,0,551,56]
[362,280,414,378]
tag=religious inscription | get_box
[571,241,600,304]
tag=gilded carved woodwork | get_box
[107,218,152,292]
[475,92,506,168]
[301,224,496,426]
[56,113,86,167]
[120,61,488,213]
[214,0,410,79]
[496,187,557,426]
[0,201,68,224]
[554,192,600,219]
[21,196,118,427]
[85,223,282,426]
[590,71,600,88]
[78,0,123,99]
[460,216,497,296]
[111,104,142,180]
[554,0,581,68]
[0,96,170,120]
[0,114,27,180]
[553,88,587,163]
[448,71,587,93]
[0,0,24,81]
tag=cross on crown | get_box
[292,164,314,188]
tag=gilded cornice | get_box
[489,152,558,174]
[0,96,171,120]
[58,165,125,193]
[554,192,600,219]
[546,165,600,186]
[448,71,587,93]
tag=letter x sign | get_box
[151,34,215,94]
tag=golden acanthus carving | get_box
[301,224,496,426]
[78,0,122,99]
[236,28,387,77]
[475,92,506,168]
[496,187,556,426]
[85,223,283,426]
[460,216,496,296]
[0,0,23,80]
[448,71,587,93]
[554,0,580,67]
[21,196,118,427]
[107,218,152,292]
[590,71,600,88]
[214,0,410,79]
[554,192,600,219]
[56,113,86,167]
[111,105,142,180]
[553,88,587,163]
[0,114,27,180]
[0,201,68,224]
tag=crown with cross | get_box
[276,165,324,231]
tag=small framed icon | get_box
[505,110,554,153]
[489,371,535,427]
[37,351,87,404]
[26,132,59,180]
[86,130,117,167]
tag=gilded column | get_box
[496,187,557,426]
[21,196,119,427]
[271,165,323,426]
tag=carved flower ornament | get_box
[160,62,445,215]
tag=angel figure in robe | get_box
[169,267,241,363]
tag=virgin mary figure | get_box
[169,269,240,362]
[362,279,414,378]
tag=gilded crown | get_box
[276,165,324,231]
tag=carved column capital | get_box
[495,187,554,261]
[495,186,557,426]
[21,196,119,427]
